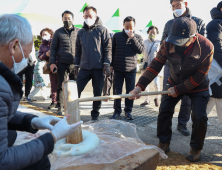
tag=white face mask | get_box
[125,30,130,34]
[173,4,186,17]
[42,35,50,40]
[85,18,96,27]
[10,42,28,74]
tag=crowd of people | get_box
[0,0,222,169]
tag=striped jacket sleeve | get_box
[174,48,214,95]
[136,41,167,91]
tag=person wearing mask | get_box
[0,14,82,170]
[109,16,144,120]
[140,26,161,107]
[38,28,58,109]
[18,41,37,103]
[206,1,222,124]
[161,0,207,136]
[74,6,112,121]
[50,11,79,115]
[129,18,214,162]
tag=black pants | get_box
[162,65,191,125]
[77,69,105,118]
[18,64,34,97]
[103,72,116,96]
[158,90,209,150]
[7,130,50,170]
[57,63,76,108]
[22,156,50,170]
[114,71,136,114]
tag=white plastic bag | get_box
[208,59,222,95]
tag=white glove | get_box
[51,115,83,141]
[31,116,61,130]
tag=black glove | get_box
[74,66,79,76]
[103,64,111,77]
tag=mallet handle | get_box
[78,91,170,102]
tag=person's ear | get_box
[9,39,19,56]
[220,7,222,12]
[184,2,188,8]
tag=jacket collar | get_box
[173,7,192,19]
[169,34,201,58]
[83,17,102,30]
[0,61,23,96]
[63,25,75,34]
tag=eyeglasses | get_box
[170,3,184,10]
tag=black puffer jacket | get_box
[207,7,222,98]
[50,26,80,65]
[111,29,144,72]
[0,62,54,169]
[161,7,206,43]
[75,17,112,70]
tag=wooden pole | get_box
[78,91,170,102]
[62,80,83,144]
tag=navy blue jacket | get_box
[111,29,144,72]
[207,7,222,98]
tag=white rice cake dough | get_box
[53,130,100,156]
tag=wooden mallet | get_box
[63,80,170,144]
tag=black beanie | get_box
[217,1,222,10]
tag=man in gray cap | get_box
[162,0,207,137]
[129,17,214,162]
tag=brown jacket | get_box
[137,33,214,95]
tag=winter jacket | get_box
[0,61,54,170]
[137,33,214,95]
[207,7,222,98]
[143,38,160,65]
[161,7,207,43]
[75,17,112,70]
[111,29,144,72]
[38,40,51,62]
[50,26,80,65]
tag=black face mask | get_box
[175,45,188,54]
[63,21,73,28]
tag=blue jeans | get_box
[114,71,136,114]
[163,65,191,125]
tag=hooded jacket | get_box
[206,7,222,98]
[74,17,112,70]
[0,62,54,169]
[161,7,207,43]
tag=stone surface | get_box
[56,149,159,170]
